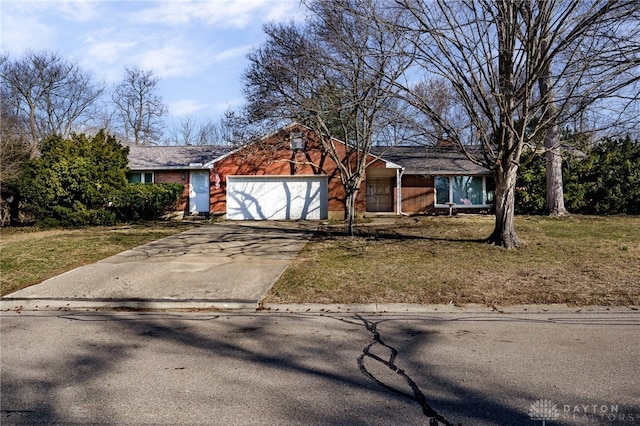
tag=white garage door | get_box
[226,175,328,220]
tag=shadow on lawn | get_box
[313,226,487,244]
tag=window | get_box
[128,172,153,183]
[435,176,451,205]
[435,175,494,207]
[290,132,306,151]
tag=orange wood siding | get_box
[401,175,434,213]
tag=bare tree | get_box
[385,0,640,247]
[165,115,228,146]
[244,0,412,234]
[112,67,167,145]
[0,84,31,224]
[0,50,105,158]
[166,115,197,146]
[195,120,222,145]
[534,1,640,216]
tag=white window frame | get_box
[128,171,154,184]
[434,175,492,208]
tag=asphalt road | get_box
[1,309,639,425]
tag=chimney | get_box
[436,137,455,147]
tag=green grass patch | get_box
[1,223,191,296]
[266,215,640,306]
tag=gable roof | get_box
[373,145,491,175]
[127,129,491,176]
[277,123,487,175]
[128,145,233,170]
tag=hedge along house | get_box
[126,124,494,220]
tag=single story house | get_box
[127,124,493,220]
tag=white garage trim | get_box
[226,175,328,220]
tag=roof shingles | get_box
[128,143,490,176]
[373,145,490,175]
[128,146,232,170]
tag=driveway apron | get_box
[1,222,317,310]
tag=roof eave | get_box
[404,169,492,176]
[129,165,212,171]
[203,146,244,168]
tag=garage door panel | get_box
[227,176,328,220]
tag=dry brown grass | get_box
[265,215,640,306]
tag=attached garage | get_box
[226,175,328,220]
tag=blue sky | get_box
[1,0,305,124]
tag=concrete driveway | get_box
[1,222,317,311]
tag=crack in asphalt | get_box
[355,314,456,426]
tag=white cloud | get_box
[51,1,103,23]
[78,25,203,81]
[137,0,302,28]
[86,39,137,63]
[79,29,139,82]
[137,42,203,79]
[0,5,58,54]
[3,0,103,22]
[168,99,208,116]
[211,44,253,63]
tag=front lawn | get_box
[0,223,191,296]
[265,215,640,306]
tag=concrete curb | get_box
[260,303,640,314]
[0,298,258,312]
[2,298,638,314]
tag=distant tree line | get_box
[516,135,640,215]
[0,50,232,149]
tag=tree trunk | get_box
[538,33,568,217]
[487,165,522,249]
[545,127,568,217]
[344,187,358,236]
[9,195,21,225]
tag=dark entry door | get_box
[366,178,393,212]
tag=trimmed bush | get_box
[113,183,184,221]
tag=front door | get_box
[366,178,393,212]
[189,170,210,214]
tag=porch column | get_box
[396,168,404,215]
